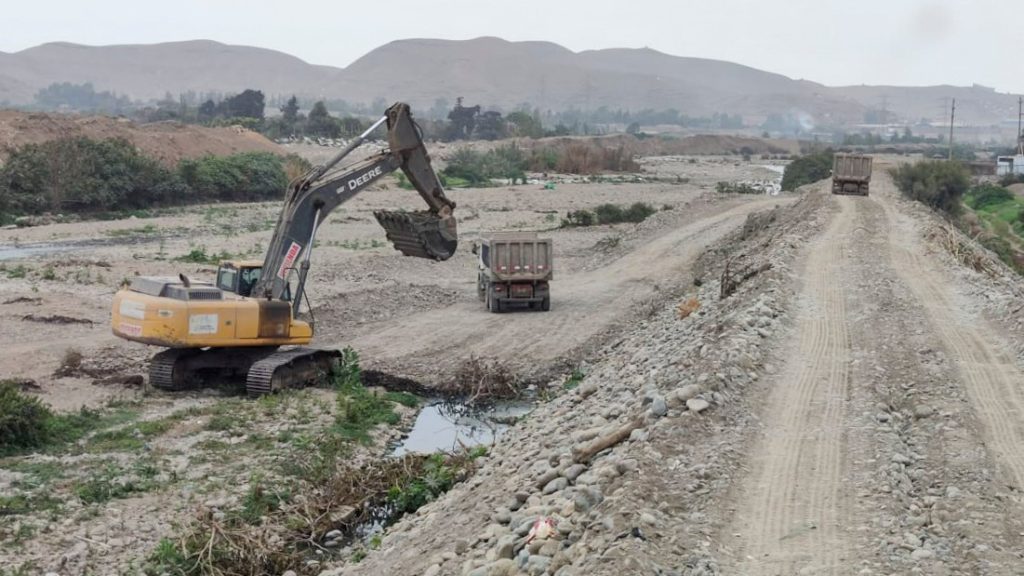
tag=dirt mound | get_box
[0,110,282,166]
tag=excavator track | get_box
[374,210,458,261]
[245,347,342,397]
[149,349,200,391]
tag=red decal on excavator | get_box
[277,242,303,279]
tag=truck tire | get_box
[477,275,486,302]
[488,292,501,313]
[541,296,551,311]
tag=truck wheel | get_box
[541,296,551,311]
[488,292,500,313]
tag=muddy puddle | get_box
[391,399,534,456]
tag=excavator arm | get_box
[252,102,457,312]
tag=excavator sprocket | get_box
[245,347,342,397]
[373,210,458,261]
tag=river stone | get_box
[686,398,710,413]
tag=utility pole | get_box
[1018,96,1023,155]
[948,98,956,161]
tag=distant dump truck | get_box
[474,232,552,313]
[832,153,873,196]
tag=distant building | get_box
[996,154,1024,176]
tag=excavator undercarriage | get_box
[149,347,341,397]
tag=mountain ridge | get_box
[0,37,1016,125]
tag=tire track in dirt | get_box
[347,197,791,381]
[728,195,855,574]
[875,175,1024,490]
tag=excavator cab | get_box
[216,261,264,298]
[216,261,292,300]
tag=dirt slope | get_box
[0,110,282,165]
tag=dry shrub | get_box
[153,453,479,575]
[54,348,84,378]
[720,257,773,299]
[926,222,999,275]
[439,356,522,403]
[677,297,701,319]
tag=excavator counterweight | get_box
[111,102,457,396]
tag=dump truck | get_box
[832,153,873,196]
[474,232,552,313]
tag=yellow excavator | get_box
[111,103,457,396]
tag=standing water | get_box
[391,400,534,456]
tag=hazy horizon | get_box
[3,0,1023,94]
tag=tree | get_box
[507,111,544,138]
[222,89,265,119]
[307,101,340,138]
[198,99,217,122]
[281,95,300,125]
[474,111,507,141]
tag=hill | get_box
[0,37,1018,126]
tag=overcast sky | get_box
[3,0,1020,93]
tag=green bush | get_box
[0,138,290,218]
[562,210,596,227]
[562,202,656,227]
[0,381,53,452]
[178,152,287,202]
[0,137,185,215]
[781,150,834,191]
[594,203,624,223]
[966,184,1015,211]
[890,160,970,215]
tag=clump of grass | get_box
[563,368,585,390]
[332,348,401,442]
[73,460,160,504]
[175,246,235,264]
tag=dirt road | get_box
[727,196,855,574]
[346,197,792,382]
[721,172,1024,573]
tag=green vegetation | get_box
[563,368,585,390]
[781,150,834,191]
[174,246,236,264]
[961,183,1024,274]
[890,160,970,216]
[73,460,161,504]
[331,348,401,443]
[0,137,301,219]
[386,453,459,514]
[562,202,657,227]
[0,381,52,452]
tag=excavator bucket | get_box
[373,209,458,261]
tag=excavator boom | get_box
[254,102,457,306]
